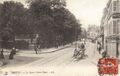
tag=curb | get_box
[18,44,73,54]
[39,45,72,54]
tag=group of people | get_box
[73,40,109,59]
[73,42,86,59]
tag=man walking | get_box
[97,42,102,54]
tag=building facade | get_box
[87,25,100,41]
[101,0,120,57]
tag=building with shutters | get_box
[101,0,120,57]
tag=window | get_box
[113,1,117,12]
[108,22,112,35]
[117,20,120,34]
[113,21,117,34]
[113,1,117,6]
[113,7,117,11]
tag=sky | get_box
[0,0,108,29]
[66,0,108,29]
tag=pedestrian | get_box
[34,34,39,54]
[81,43,85,49]
[34,44,38,54]
[101,50,109,58]
[9,47,16,59]
[97,42,102,54]
[80,43,86,56]
[0,49,4,59]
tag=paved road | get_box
[21,42,97,67]
[1,42,102,76]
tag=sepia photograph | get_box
[0,0,119,76]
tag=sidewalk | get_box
[86,42,101,65]
[0,44,72,67]
[87,42,120,76]
[19,44,72,54]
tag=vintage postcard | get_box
[0,0,119,76]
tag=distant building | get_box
[101,0,120,57]
[87,25,100,41]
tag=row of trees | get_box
[0,0,82,48]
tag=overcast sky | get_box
[0,0,108,29]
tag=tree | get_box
[53,7,81,43]
[0,3,3,32]
[0,24,14,49]
[0,1,31,36]
[0,0,82,49]
[28,0,82,48]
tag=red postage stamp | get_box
[97,57,118,76]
